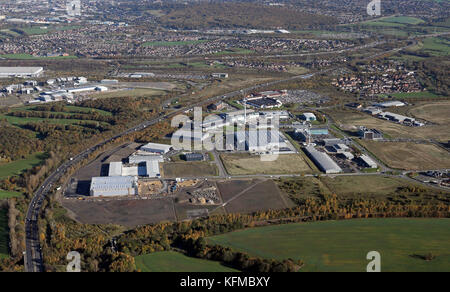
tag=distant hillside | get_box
[160,2,338,30]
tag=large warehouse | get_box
[90,176,138,197]
[0,67,44,78]
[108,155,164,178]
[141,142,173,154]
[234,130,295,153]
[304,146,342,174]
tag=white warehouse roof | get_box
[360,154,377,168]
[375,101,406,108]
[305,146,342,174]
[146,161,161,178]
[108,162,123,176]
[235,130,288,152]
[90,176,138,197]
[0,67,43,77]
[128,154,164,164]
[141,142,172,154]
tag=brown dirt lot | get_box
[174,204,222,221]
[162,162,218,178]
[62,198,176,227]
[361,141,450,170]
[326,108,450,142]
[220,153,312,175]
[62,178,293,227]
[216,179,295,214]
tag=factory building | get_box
[223,109,259,123]
[359,154,377,169]
[90,176,138,197]
[294,128,308,142]
[251,90,287,99]
[339,152,354,160]
[140,142,173,154]
[358,127,383,140]
[184,153,204,161]
[244,97,282,109]
[202,116,229,132]
[101,79,119,85]
[364,107,383,115]
[260,110,290,120]
[172,129,211,143]
[38,91,74,103]
[66,86,108,94]
[304,146,342,174]
[234,130,294,153]
[0,67,44,78]
[108,154,164,178]
[108,162,123,176]
[378,112,415,124]
[328,143,350,154]
[207,101,227,111]
[211,73,229,79]
[128,154,164,165]
[322,138,351,147]
[301,112,316,121]
[374,101,406,108]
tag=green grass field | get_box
[420,37,450,56]
[0,208,9,259]
[20,27,49,35]
[208,218,450,272]
[135,251,238,272]
[65,105,113,116]
[0,190,22,199]
[387,91,444,99]
[142,40,209,47]
[0,152,46,179]
[380,16,425,25]
[361,16,424,27]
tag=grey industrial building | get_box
[234,130,294,153]
[244,97,282,109]
[358,127,383,140]
[0,67,44,78]
[359,154,378,169]
[184,153,204,161]
[90,176,138,197]
[304,146,342,174]
[140,143,173,154]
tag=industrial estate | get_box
[0,0,449,275]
